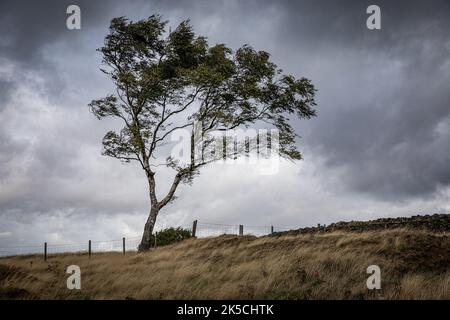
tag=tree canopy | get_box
[89,15,317,250]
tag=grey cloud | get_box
[264,0,450,200]
[0,0,118,106]
[0,0,116,66]
[277,0,450,49]
[0,79,15,108]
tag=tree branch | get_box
[158,173,182,208]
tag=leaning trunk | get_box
[138,206,159,251]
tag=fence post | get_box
[44,242,47,261]
[154,232,157,248]
[239,225,244,236]
[271,226,274,235]
[88,240,91,259]
[122,237,126,255]
[192,220,198,237]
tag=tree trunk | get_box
[137,170,181,252]
[138,205,159,251]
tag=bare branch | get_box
[158,173,182,208]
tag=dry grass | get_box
[0,228,449,299]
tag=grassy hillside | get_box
[0,228,449,299]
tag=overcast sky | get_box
[1,0,450,247]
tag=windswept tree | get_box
[89,15,317,251]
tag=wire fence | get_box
[0,220,292,258]
[0,236,143,258]
[195,222,289,237]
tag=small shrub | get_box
[153,227,192,247]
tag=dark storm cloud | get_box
[266,0,450,200]
[0,0,119,106]
[0,0,115,66]
[278,0,450,46]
